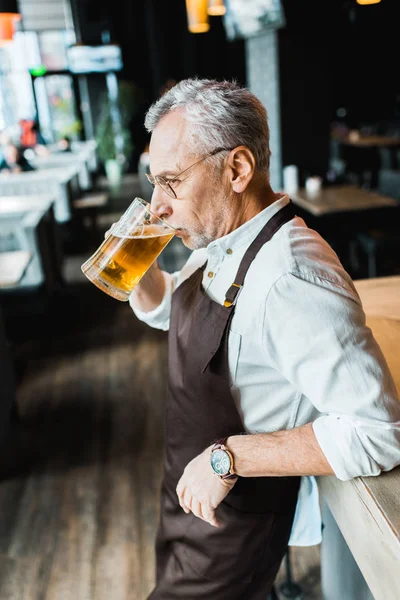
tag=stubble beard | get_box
[182,203,234,250]
[179,176,234,250]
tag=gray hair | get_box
[144,78,271,173]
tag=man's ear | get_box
[226,146,256,193]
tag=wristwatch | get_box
[210,437,237,480]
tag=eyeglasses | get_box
[145,147,233,199]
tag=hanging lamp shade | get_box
[186,0,210,33]
[356,0,381,4]
[207,0,226,16]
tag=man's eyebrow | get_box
[151,163,183,179]
[157,170,179,178]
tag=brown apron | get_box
[149,203,301,599]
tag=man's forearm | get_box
[129,263,171,313]
[228,422,334,477]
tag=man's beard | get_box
[181,229,214,250]
[179,188,233,250]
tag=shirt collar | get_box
[206,194,290,256]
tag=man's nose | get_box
[150,187,173,220]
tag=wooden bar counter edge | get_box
[318,276,400,600]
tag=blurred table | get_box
[341,134,400,148]
[31,152,92,191]
[0,195,62,291]
[0,167,80,223]
[291,185,397,216]
[0,251,32,288]
[0,194,56,216]
[334,133,400,189]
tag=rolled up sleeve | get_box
[264,272,400,481]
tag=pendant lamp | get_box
[0,0,21,46]
[185,0,210,33]
[356,0,381,4]
[207,0,226,16]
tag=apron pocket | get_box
[180,501,276,584]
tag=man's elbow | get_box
[352,428,400,479]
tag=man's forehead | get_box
[149,110,190,172]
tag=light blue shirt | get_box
[130,195,400,546]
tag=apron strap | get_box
[224,202,296,308]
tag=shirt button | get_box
[226,248,233,255]
[208,271,214,278]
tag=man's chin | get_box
[176,230,208,250]
[181,236,194,250]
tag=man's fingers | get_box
[176,481,183,500]
[202,506,220,528]
[193,503,220,528]
[190,500,204,521]
[183,498,220,528]
[182,490,192,514]
[176,483,188,512]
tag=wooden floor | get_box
[0,259,322,599]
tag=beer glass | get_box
[81,197,175,301]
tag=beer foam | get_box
[113,231,173,240]
[113,223,174,240]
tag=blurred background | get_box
[0,1,399,598]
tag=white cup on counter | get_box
[283,165,299,195]
[305,176,322,197]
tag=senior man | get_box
[129,79,400,599]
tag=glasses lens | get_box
[156,176,176,198]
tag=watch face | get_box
[211,449,231,476]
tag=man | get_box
[129,79,400,599]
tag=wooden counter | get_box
[290,185,397,216]
[355,276,400,393]
[319,276,400,600]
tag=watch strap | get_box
[211,437,237,479]
[212,436,229,450]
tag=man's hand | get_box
[176,447,238,528]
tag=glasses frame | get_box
[145,147,233,199]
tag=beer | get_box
[82,224,174,301]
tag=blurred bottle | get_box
[283,165,299,195]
